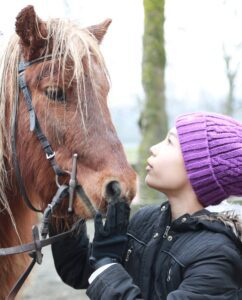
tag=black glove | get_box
[90,199,130,269]
[50,219,92,289]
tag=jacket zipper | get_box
[125,247,133,262]
[125,233,147,263]
[126,226,171,262]
[167,267,171,282]
[163,225,171,238]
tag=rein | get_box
[1,54,97,299]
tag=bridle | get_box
[1,54,97,299]
[12,54,66,213]
[13,54,97,215]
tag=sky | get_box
[165,0,242,124]
[1,0,242,126]
[0,0,144,110]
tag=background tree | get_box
[138,0,168,203]
[223,47,239,116]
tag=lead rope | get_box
[6,185,76,300]
[5,183,69,300]
[6,152,78,299]
[6,257,36,300]
[5,151,97,299]
[5,219,87,300]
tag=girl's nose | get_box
[150,143,159,156]
[149,145,155,156]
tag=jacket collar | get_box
[162,201,242,252]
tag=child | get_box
[51,112,242,299]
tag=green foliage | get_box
[138,0,168,204]
[124,145,138,165]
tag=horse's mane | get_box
[0,18,109,232]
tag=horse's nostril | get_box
[105,180,121,201]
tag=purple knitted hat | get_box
[175,112,242,207]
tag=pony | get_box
[0,5,136,298]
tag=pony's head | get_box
[0,5,136,219]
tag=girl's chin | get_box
[145,176,163,192]
[144,174,150,184]
[145,175,154,188]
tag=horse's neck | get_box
[0,187,38,247]
[0,190,35,299]
[2,155,39,241]
[0,173,38,299]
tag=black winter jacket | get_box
[51,202,242,299]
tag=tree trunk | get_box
[223,53,237,116]
[138,0,168,204]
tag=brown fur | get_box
[199,211,242,242]
[0,5,136,298]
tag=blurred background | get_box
[2,0,242,203]
[1,0,242,298]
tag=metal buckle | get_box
[46,152,55,160]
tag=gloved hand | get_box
[90,199,130,269]
[50,218,92,289]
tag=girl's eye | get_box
[167,137,172,144]
[45,87,66,102]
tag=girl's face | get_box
[145,127,189,193]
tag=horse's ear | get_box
[87,19,112,43]
[15,5,47,60]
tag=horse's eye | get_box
[45,87,65,102]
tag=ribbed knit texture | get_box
[175,112,242,207]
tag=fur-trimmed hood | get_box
[171,203,242,253]
[205,211,242,242]
[194,209,242,253]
